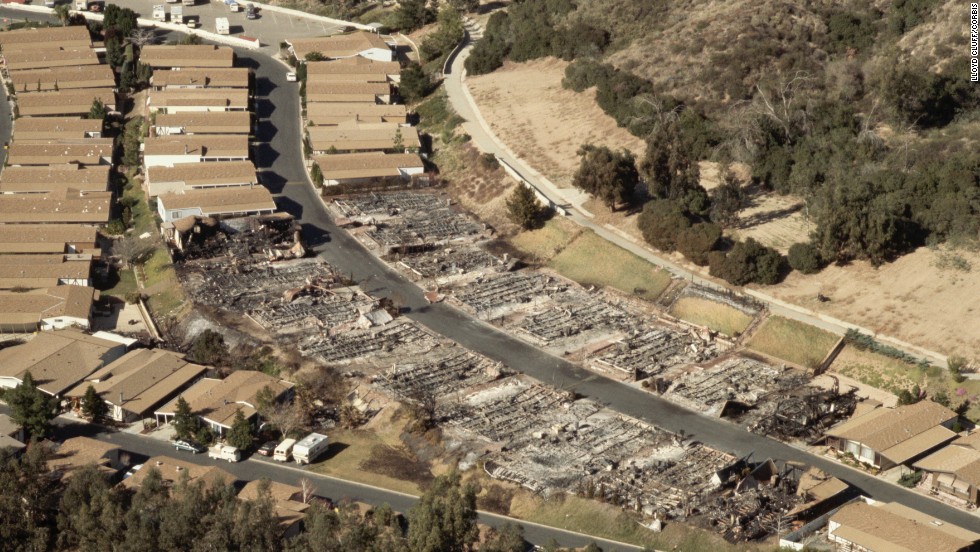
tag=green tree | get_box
[0,442,58,550]
[479,523,526,552]
[305,51,327,62]
[190,329,228,365]
[708,170,743,227]
[54,4,71,26]
[6,371,58,439]
[709,238,786,286]
[505,184,545,230]
[88,98,107,120]
[399,62,435,103]
[787,242,823,274]
[226,410,253,451]
[56,465,125,550]
[81,384,109,423]
[572,144,639,209]
[637,199,691,252]
[394,0,434,32]
[123,466,169,550]
[420,5,465,63]
[676,222,721,266]
[172,396,199,442]
[407,470,478,552]
[640,121,706,213]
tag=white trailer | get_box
[182,0,194,5]
[215,16,230,35]
[152,4,166,21]
[207,445,241,462]
[292,433,329,465]
[166,0,179,4]
[273,438,296,462]
[170,5,182,23]
[74,0,88,10]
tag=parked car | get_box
[257,441,278,456]
[173,440,205,454]
[244,3,256,18]
[285,72,297,82]
[123,464,143,480]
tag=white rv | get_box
[215,16,230,35]
[292,433,329,465]
[152,4,166,21]
[170,5,182,23]
[273,438,296,462]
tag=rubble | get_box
[515,299,632,347]
[333,191,449,221]
[394,246,512,283]
[375,349,505,400]
[591,326,720,380]
[175,213,302,261]
[659,357,808,416]
[299,319,439,364]
[452,272,568,319]
[363,210,487,254]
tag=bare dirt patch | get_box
[669,296,753,337]
[768,245,980,359]
[727,191,809,254]
[466,57,645,188]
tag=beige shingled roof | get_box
[288,31,389,60]
[16,89,115,117]
[7,140,113,166]
[0,224,98,254]
[238,480,309,529]
[830,501,980,552]
[66,349,208,418]
[147,160,257,187]
[0,26,91,48]
[0,254,91,288]
[0,189,112,224]
[306,56,399,78]
[47,436,119,477]
[153,111,252,134]
[827,400,958,454]
[149,88,249,109]
[0,165,109,194]
[306,102,406,126]
[151,67,250,89]
[9,65,115,93]
[306,81,391,102]
[123,455,235,489]
[914,444,980,488]
[2,47,100,71]
[0,328,122,396]
[143,134,249,158]
[158,186,276,216]
[156,370,293,428]
[308,123,420,152]
[140,45,235,68]
[0,285,97,327]
[13,118,104,142]
[314,152,422,180]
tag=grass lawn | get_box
[309,407,427,496]
[99,267,138,298]
[669,296,754,336]
[548,230,672,301]
[831,346,927,395]
[508,217,580,261]
[746,316,839,369]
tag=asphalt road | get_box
[1,5,977,536]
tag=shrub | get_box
[572,144,638,209]
[788,242,824,274]
[709,238,786,286]
[637,200,690,252]
[399,62,435,103]
[676,223,721,266]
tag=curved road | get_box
[2,6,977,538]
[441,26,948,368]
[243,47,980,531]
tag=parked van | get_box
[208,445,241,463]
[273,438,296,462]
[292,433,329,465]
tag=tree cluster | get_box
[419,5,465,64]
[399,62,436,104]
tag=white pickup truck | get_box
[208,445,241,462]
